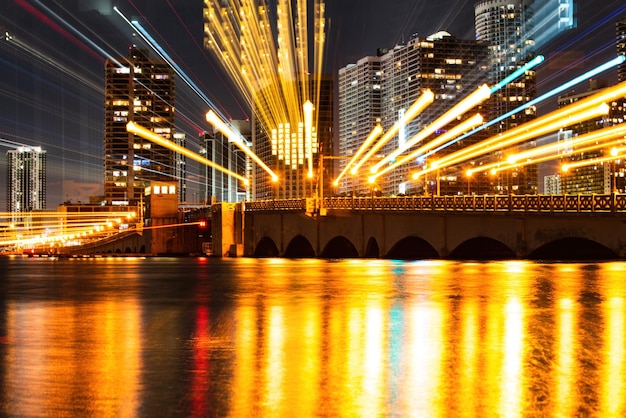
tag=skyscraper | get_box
[6,146,46,213]
[104,47,175,206]
[338,55,383,196]
[617,18,626,82]
[202,120,250,203]
[475,0,538,194]
[558,80,613,194]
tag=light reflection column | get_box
[403,300,444,415]
[601,297,624,416]
[262,305,286,416]
[231,304,258,416]
[554,298,577,416]
[360,300,386,416]
[459,300,480,416]
[500,298,525,417]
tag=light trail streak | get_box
[0,210,139,249]
[370,114,483,182]
[127,121,249,185]
[113,7,229,124]
[468,123,626,175]
[304,100,314,177]
[421,102,610,177]
[0,137,30,149]
[371,85,491,174]
[203,0,327,178]
[333,125,383,186]
[206,111,278,182]
[490,55,545,94]
[2,33,103,93]
[562,147,626,172]
[417,80,626,177]
[349,90,434,176]
[14,0,104,63]
[160,0,250,118]
[426,55,626,157]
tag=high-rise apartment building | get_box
[202,120,250,203]
[618,18,626,82]
[172,132,187,203]
[475,0,538,194]
[558,80,614,194]
[556,18,626,195]
[6,146,46,213]
[104,47,175,206]
[337,55,383,196]
[338,32,490,196]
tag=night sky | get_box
[0,0,624,209]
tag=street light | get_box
[465,169,472,195]
[561,164,569,194]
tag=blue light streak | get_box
[114,7,229,123]
[33,0,123,67]
[490,55,545,94]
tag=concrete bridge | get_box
[212,194,626,260]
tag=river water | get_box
[0,256,624,417]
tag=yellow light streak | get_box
[303,100,314,176]
[371,113,484,181]
[203,1,326,182]
[350,89,434,176]
[469,123,626,175]
[205,111,277,182]
[127,121,249,185]
[424,80,626,176]
[333,125,383,186]
[372,84,490,173]
[421,102,611,178]
[0,211,135,219]
[561,146,626,172]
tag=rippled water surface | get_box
[0,256,624,417]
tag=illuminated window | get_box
[169,185,176,194]
[154,185,161,194]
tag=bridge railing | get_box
[244,194,626,213]
[323,194,626,213]
[244,199,307,211]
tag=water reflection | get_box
[0,257,624,416]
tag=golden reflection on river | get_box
[0,257,625,416]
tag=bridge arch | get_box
[321,236,358,258]
[364,237,380,258]
[284,235,315,258]
[449,237,516,260]
[529,237,618,261]
[253,237,280,257]
[385,236,439,260]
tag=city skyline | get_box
[0,0,625,209]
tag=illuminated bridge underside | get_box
[241,195,626,260]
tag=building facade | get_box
[337,55,383,196]
[6,146,46,213]
[475,0,538,194]
[202,120,250,203]
[618,18,626,83]
[338,32,490,196]
[104,47,176,206]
